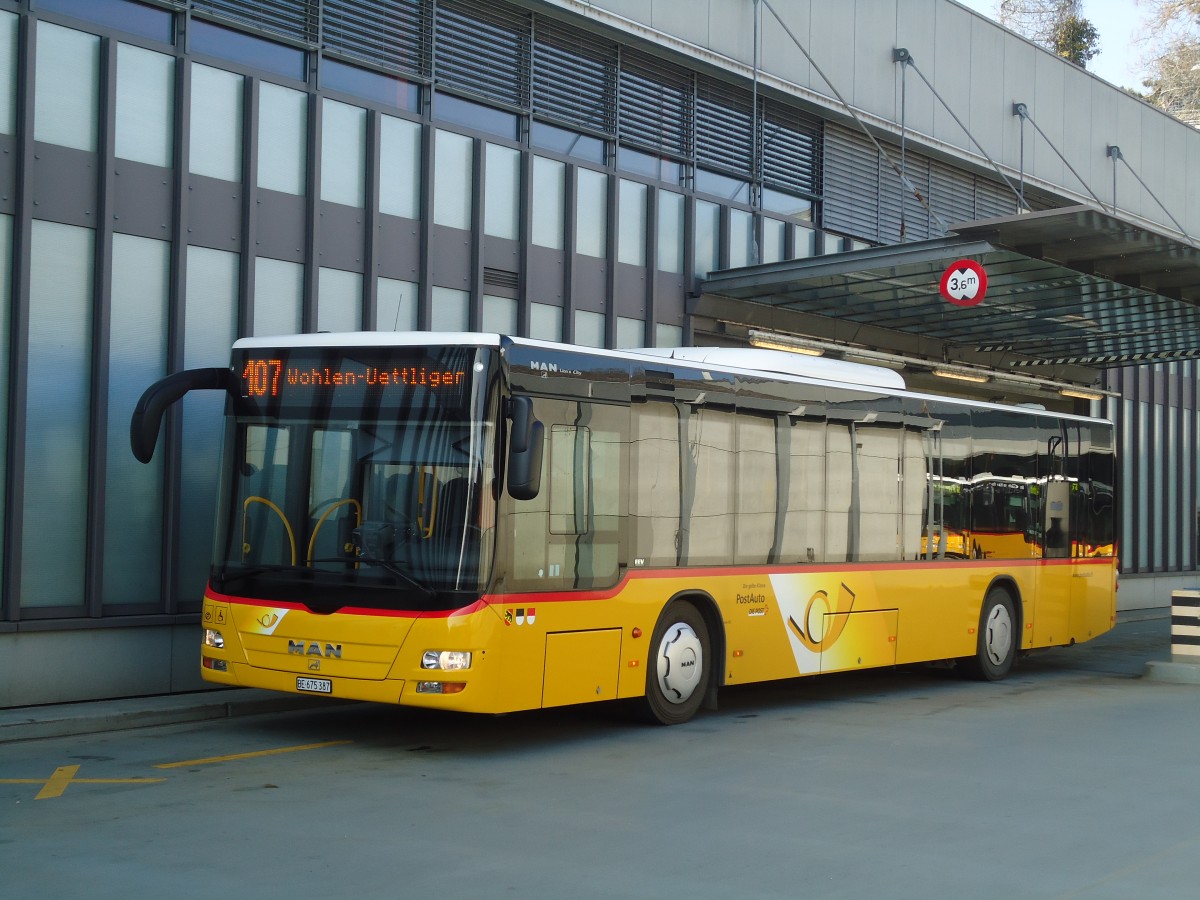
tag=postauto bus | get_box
[131,333,1117,724]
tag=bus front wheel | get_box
[640,602,710,725]
[961,588,1017,681]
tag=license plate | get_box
[296,676,332,694]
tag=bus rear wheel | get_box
[961,587,1016,681]
[640,602,710,725]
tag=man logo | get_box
[288,640,342,658]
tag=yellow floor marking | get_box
[0,764,166,800]
[36,765,80,799]
[154,739,352,769]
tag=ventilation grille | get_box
[484,267,520,291]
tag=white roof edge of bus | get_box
[233,331,503,349]
[510,338,1109,426]
[634,346,906,391]
[228,332,1109,426]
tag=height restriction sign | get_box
[939,259,987,307]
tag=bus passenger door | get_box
[1068,426,1117,643]
[1032,423,1072,646]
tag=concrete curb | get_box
[1143,660,1200,685]
[0,689,338,744]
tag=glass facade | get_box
[317,267,363,332]
[434,129,473,230]
[0,0,1192,702]
[189,64,243,181]
[22,222,94,608]
[377,277,418,331]
[254,257,304,336]
[0,12,15,135]
[484,143,520,240]
[531,157,566,250]
[34,23,100,152]
[258,82,307,195]
[104,235,170,606]
[320,99,366,207]
[380,115,422,219]
[576,168,608,259]
[115,44,174,167]
[0,215,9,595]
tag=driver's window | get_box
[240,425,292,565]
[310,429,353,510]
[308,429,357,563]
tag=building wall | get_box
[1105,362,1200,589]
[0,0,1194,706]
[561,0,1200,238]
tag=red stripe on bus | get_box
[205,555,1115,616]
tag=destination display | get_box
[233,347,480,415]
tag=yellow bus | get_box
[131,333,1117,724]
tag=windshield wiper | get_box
[217,563,306,588]
[308,556,436,599]
[220,559,435,599]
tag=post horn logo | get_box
[787,582,857,652]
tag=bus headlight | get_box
[204,629,225,649]
[421,650,472,671]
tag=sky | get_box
[958,0,1153,90]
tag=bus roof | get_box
[231,332,1109,425]
[635,346,906,390]
[233,331,503,350]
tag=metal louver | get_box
[929,158,977,227]
[825,122,1025,243]
[695,76,753,177]
[190,0,317,44]
[618,50,691,158]
[435,0,530,108]
[822,123,880,241]
[323,0,431,78]
[532,17,617,135]
[760,99,821,197]
[975,176,1019,220]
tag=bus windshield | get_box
[211,345,499,610]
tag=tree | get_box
[1138,0,1200,125]
[1050,14,1100,66]
[999,0,1101,67]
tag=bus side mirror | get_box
[131,367,236,463]
[506,395,544,501]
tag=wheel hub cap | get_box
[656,623,703,704]
[984,604,1013,665]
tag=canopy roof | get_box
[701,206,1200,368]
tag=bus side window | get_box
[735,412,776,565]
[549,425,591,535]
[510,399,625,590]
[683,405,735,566]
[630,401,681,567]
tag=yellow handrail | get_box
[416,467,438,539]
[242,496,297,566]
[307,498,363,566]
